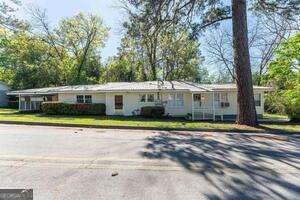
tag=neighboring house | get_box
[0,81,9,107]
[7,81,271,120]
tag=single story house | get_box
[0,81,9,107]
[7,81,271,120]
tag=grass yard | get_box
[0,108,299,133]
[263,113,289,120]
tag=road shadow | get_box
[140,132,300,199]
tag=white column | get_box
[105,93,108,115]
[19,94,21,111]
[192,93,194,121]
[212,92,215,121]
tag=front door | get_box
[115,95,123,110]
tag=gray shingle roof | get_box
[7,81,272,95]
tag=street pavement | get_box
[0,124,299,200]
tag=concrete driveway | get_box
[0,124,299,200]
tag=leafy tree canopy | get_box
[263,33,300,120]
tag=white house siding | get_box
[57,90,264,117]
[162,92,192,116]
[214,91,237,116]
[58,93,106,104]
[214,91,264,116]
[106,92,158,116]
[0,83,9,107]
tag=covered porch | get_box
[18,94,58,111]
[191,92,230,121]
[192,92,215,121]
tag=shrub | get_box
[284,86,300,122]
[7,101,18,109]
[264,93,286,114]
[41,102,106,115]
[140,106,164,118]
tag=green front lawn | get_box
[0,108,299,133]
[263,113,289,120]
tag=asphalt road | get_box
[0,124,299,200]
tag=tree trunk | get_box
[232,0,257,126]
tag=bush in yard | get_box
[140,106,165,118]
[7,101,18,109]
[284,85,300,122]
[41,102,106,115]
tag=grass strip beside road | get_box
[0,108,298,133]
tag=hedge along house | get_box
[7,81,272,121]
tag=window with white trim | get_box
[147,94,155,102]
[214,93,229,107]
[85,95,92,104]
[254,93,261,106]
[76,95,92,104]
[140,94,146,102]
[139,94,155,102]
[168,93,184,107]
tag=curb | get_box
[0,120,263,133]
[0,120,298,135]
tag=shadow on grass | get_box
[1,109,299,134]
[141,131,300,199]
[27,114,300,134]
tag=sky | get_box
[16,0,125,61]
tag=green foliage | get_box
[0,12,108,89]
[7,101,18,109]
[0,30,63,89]
[54,13,108,83]
[121,1,209,82]
[41,102,106,115]
[140,106,165,118]
[284,85,300,121]
[102,56,142,82]
[263,33,300,120]
[264,93,286,114]
[159,29,204,81]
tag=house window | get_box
[214,93,229,108]
[147,94,155,102]
[115,95,123,109]
[193,94,202,108]
[139,94,155,102]
[76,95,84,103]
[76,95,92,104]
[221,93,228,102]
[254,93,261,106]
[85,95,92,104]
[140,94,146,102]
[193,94,201,102]
[168,93,184,107]
[214,93,220,107]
